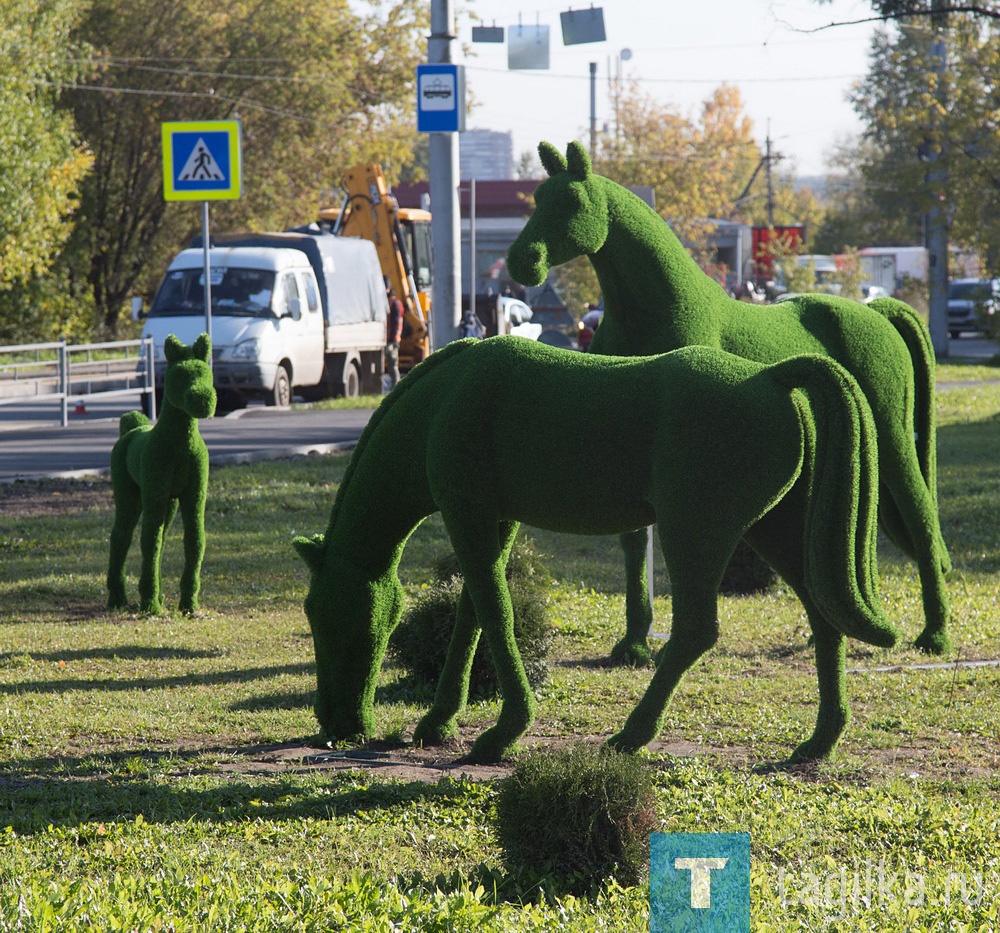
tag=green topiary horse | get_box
[107,333,216,614]
[506,140,951,662]
[295,336,898,765]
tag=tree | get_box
[62,0,428,336]
[843,15,1000,269]
[595,84,762,259]
[816,0,1000,20]
[0,0,93,341]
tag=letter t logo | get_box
[674,857,729,908]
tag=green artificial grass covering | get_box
[107,333,216,614]
[506,141,951,663]
[296,336,896,764]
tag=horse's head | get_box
[163,333,217,419]
[506,141,609,287]
[294,533,400,742]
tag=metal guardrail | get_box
[0,337,156,426]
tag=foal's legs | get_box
[107,480,141,609]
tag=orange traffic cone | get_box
[74,399,86,415]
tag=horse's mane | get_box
[320,339,477,544]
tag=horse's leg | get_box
[107,478,141,610]
[878,437,951,655]
[441,517,531,763]
[745,502,851,761]
[606,575,719,753]
[609,528,654,667]
[177,484,207,614]
[413,583,482,745]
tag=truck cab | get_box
[141,246,323,409]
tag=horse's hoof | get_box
[913,629,951,656]
[608,638,653,668]
[464,738,518,765]
[788,738,836,763]
[605,731,642,754]
[412,718,458,747]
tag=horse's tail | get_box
[866,296,950,571]
[771,355,899,648]
[118,411,149,436]
[867,297,937,493]
[304,339,479,556]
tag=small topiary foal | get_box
[107,333,216,614]
[506,140,951,662]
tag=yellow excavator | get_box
[318,163,433,373]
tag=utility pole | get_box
[924,0,950,358]
[765,130,776,228]
[589,62,597,159]
[428,0,461,352]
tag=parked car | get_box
[947,278,1000,337]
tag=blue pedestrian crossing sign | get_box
[162,121,243,201]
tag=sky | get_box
[456,0,884,177]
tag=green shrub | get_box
[493,744,660,892]
[391,537,554,697]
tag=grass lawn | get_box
[0,371,998,930]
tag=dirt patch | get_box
[1,477,113,518]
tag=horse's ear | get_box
[293,533,326,573]
[566,141,592,180]
[193,332,211,363]
[538,141,567,177]
[164,333,183,363]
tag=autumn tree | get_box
[0,1,93,342]
[60,0,427,336]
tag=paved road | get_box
[1,333,995,485]
[0,397,375,483]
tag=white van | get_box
[137,232,387,410]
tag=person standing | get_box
[384,281,404,390]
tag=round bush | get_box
[391,537,553,697]
[493,743,660,892]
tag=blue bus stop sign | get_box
[416,65,465,133]
[162,121,243,201]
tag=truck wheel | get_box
[343,362,360,399]
[267,365,291,408]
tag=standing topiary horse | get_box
[107,333,216,614]
[506,140,951,662]
[295,336,899,765]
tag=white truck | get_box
[134,231,387,411]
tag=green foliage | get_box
[55,0,429,336]
[0,0,93,340]
[494,744,659,892]
[844,16,1000,269]
[391,538,555,698]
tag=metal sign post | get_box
[161,120,243,358]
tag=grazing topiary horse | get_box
[294,336,899,765]
[107,333,216,614]
[506,140,951,661]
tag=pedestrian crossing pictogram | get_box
[179,139,225,181]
